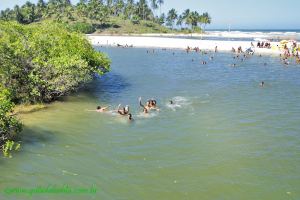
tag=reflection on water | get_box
[1,47,300,200]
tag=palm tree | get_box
[157,0,163,16]
[21,1,36,23]
[124,0,134,19]
[14,5,24,23]
[137,0,148,20]
[166,8,177,29]
[36,0,46,19]
[176,14,183,29]
[200,12,211,33]
[158,13,165,25]
[76,0,88,18]
[186,11,199,31]
[150,0,158,17]
[87,0,108,23]
[182,9,190,25]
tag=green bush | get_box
[0,21,110,103]
[131,16,140,25]
[0,89,22,148]
[68,22,96,34]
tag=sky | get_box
[1,0,299,29]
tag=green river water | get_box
[1,47,300,200]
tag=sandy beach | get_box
[87,35,283,55]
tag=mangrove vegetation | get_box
[0,21,110,153]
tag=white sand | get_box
[87,35,283,55]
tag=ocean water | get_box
[1,47,300,200]
[161,29,300,41]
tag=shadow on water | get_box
[0,126,56,164]
[16,126,56,148]
[80,72,131,101]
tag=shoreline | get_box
[87,35,283,55]
[89,31,300,40]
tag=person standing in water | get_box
[260,81,265,87]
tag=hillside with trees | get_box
[0,0,211,34]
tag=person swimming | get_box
[170,100,174,104]
[128,113,134,121]
[139,97,150,114]
[139,97,159,111]
[142,107,148,114]
[117,104,129,115]
[149,99,159,110]
[87,105,110,113]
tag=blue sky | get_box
[1,0,299,29]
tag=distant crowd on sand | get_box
[256,41,271,49]
[184,40,300,65]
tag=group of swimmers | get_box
[92,97,165,122]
